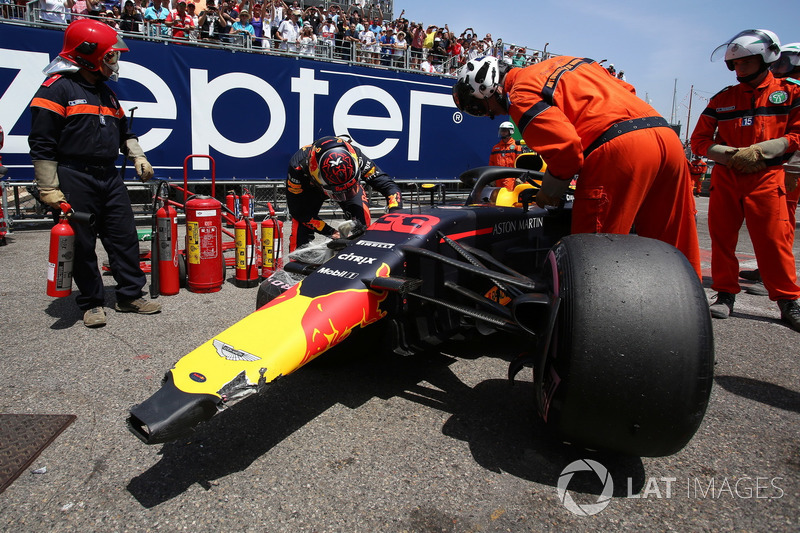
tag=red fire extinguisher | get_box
[225,190,239,227]
[261,202,283,278]
[185,195,223,293]
[47,202,75,297]
[235,216,260,288]
[240,189,254,218]
[156,202,180,295]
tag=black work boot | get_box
[777,299,800,332]
[709,292,735,319]
[739,268,761,282]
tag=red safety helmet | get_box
[59,19,129,76]
[308,137,362,201]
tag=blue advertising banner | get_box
[0,22,497,181]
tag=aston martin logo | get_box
[213,339,261,362]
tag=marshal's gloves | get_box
[706,144,739,166]
[32,160,66,209]
[729,138,789,174]
[535,170,571,208]
[125,139,154,182]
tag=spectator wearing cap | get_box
[102,8,119,28]
[186,1,198,29]
[119,0,142,31]
[393,30,408,68]
[250,2,267,47]
[167,0,194,40]
[298,21,316,56]
[277,8,300,52]
[230,8,254,45]
[379,26,396,66]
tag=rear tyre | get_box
[541,234,714,457]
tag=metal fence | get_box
[1,177,471,231]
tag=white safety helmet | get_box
[711,29,781,71]
[771,42,800,77]
[452,56,507,117]
[498,121,514,136]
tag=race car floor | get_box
[0,196,798,532]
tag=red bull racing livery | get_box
[129,166,715,458]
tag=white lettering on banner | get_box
[191,69,286,171]
[333,85,402,159]
[408,90,457,161]
[292,67,329,147]
[118,61,177,152]
[0,48,457,169]
[0,49,50,153]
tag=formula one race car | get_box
[128,166,714,457]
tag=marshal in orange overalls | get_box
[691,72,800,301]
[503,57,701,278]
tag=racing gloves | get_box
[386,191,404,212]
[125,138,154,182]
[535,170,571,208]
[729,138,789,174]
[32,159,66,209]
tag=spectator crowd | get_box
[6,0,628,77]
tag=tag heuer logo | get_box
[769,91,788,104]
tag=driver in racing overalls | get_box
[286,136,403,250]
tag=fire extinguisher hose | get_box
[149,180,169,298]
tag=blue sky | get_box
[396,0,797,140]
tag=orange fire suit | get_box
[691,72,800,301]
[489,136,526,189]
[504,57,701,277]
[689,158,707,195]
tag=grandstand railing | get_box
[0,5,540,230]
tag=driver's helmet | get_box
[452,56,503,117]
[52,19,129,80]
[771,42,800,77]
[308,136,362,201]
[711,29,781,71]
[498,121,514,136]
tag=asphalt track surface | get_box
[0,196,798,532]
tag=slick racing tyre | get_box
[540,234,714,457]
